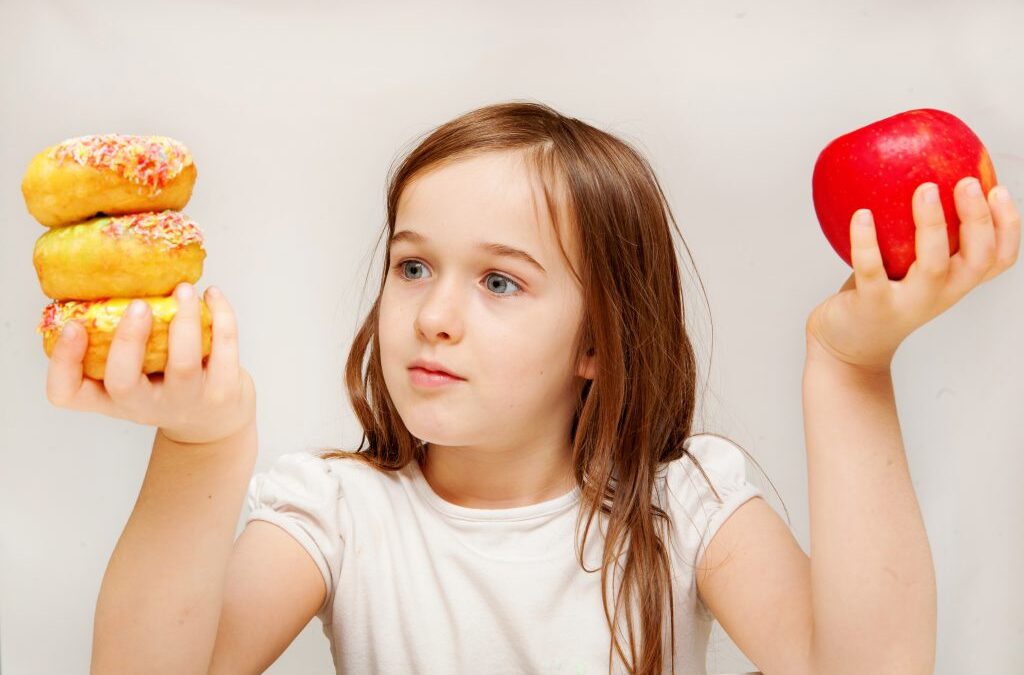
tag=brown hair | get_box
[317,100,782,674]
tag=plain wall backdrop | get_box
[2,1,1022,673]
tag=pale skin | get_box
[43,153,1018,674]
[377,150,595,508]
[47,282,256,446]
[699,176,1020,675]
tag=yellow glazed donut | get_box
[33,211,206,301]
[38,296,213,381]
[22,134,197,228]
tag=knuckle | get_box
[980,240,998,260]
[969,215,993,230]
[211,309,237,338]
[205,389,229,407]
[217,315,238,339]
[965,258,990,279]
[102,368,138,395]
[918,261,946,280]
[103,374,136,398]
[968,244,995,265]
[170,308,197,327]
[103,382,131,399]
[113,320,147,343]
[165,360,202,380]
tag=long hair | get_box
[318,100,777,674]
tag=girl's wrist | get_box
[804,329,894,377]
[158,414,257,447]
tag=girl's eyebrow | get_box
[389,229,547,275]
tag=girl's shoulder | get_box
[247,449,404,505]
[666,433,755,497]
[658,433,765,560]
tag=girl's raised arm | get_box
[91,424,259,674]
[44,284,269,674]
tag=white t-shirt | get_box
[245,432,764,675]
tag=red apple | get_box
[812,108,998,280]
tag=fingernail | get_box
[206,285,221,299]
[855,209,873,227]
[965,178,982,197]
[995,186,1012,203]
[127,299,148,317]
[60,322,78,340]
[176,283,194,300]
[924,183,939,203]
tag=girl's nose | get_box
[414,284,464,343]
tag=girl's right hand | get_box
[45,282,257,446]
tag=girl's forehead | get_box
[395,151,577,264]
[399,152,538,216]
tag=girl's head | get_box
[324,101,718,675]
[379,148,593,452]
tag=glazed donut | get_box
[33,211,206,301]
[38,297,213,381]
[22,134,197,228]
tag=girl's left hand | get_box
[805,176,1020,371]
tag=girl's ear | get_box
[577,347,596,380]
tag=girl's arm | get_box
[43,285,262,673]
[91,421,258,675]
[801,177,1017,673]
[802,336,936,674]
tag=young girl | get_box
[48,101,1018,675]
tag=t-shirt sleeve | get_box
[666,433,765,574]
[245,451,345,618]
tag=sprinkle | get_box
[38,300,92,335]
[48,135,193,195]
[38,297,183,336]
[99,211,204,249]
[38,298,153,335]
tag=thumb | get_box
[53,320,88,359]
[46,320,89,404]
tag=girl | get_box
[48,102,1019,675]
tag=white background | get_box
[1,1,1022,673]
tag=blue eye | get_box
[397,260,428,280]
[483,272,521,296]
[391,259,523,298]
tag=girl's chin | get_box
[399,414,464,447]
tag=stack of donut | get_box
[23,134,213,380]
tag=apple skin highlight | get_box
[812,108,998,280]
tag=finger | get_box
[907,182,952,292]
[46,320,88,406]
[986,185,1021,277]
[202,286,241,394]
[103,299,155,402]
[945,176,996,295]
[849,209,889,301]
[164,282,204,394]
[44,319,112,413]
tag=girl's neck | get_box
[418,442,576,509]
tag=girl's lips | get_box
[409,367,465,388]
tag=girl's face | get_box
[379,150,594,451]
